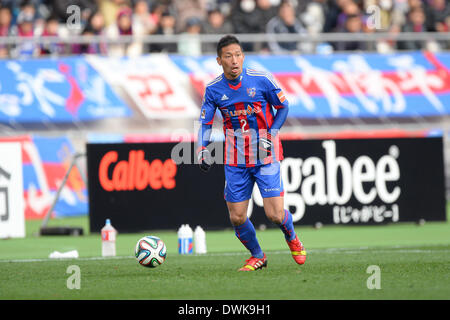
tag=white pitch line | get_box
[1,245,449,263]
[0,255,134,263]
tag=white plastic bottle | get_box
[101,219,117,257]
[194,226,207,254]
[178,224,193,254]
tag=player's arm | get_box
[260,75,289,153]
[197,87,216,172]
[265,75,289,132]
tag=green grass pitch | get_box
[0,215,449,300]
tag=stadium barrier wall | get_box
[0,135,88,220]
[0,142,25,238]
[1,51,450,125]
[87,137,446,233]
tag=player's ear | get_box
[216,56,222,66]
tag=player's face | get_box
[217,43,244,80]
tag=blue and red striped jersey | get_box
[199,68,289,167]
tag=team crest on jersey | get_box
[247,87,256,98]
[201,108,206,119]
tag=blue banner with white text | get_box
[170,51,450,118]
[0,56,131,123]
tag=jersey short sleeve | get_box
[262,73,289,110]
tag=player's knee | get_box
[266,209,284,225]
[229,211,247,226]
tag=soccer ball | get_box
[135,236,167,268]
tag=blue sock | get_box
[234,218,264,259]
[279,210,296,241]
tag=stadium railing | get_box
[0,32,449,54]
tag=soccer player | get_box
[197,35,306,271]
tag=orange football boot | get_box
[238,253,267,271]
[286,235,306,265]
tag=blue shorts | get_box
[224,162,284,203]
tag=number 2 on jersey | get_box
[240,119,249,133]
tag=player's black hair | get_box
[217,35,243,57]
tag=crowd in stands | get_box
[0,0,449,58]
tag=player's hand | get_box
[259,132,274,157]
[197,147,212,172]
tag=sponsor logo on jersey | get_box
[222,104,262,117]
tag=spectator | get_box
[72,25,104,54]
[40,15,65,56]
[253,0,277,51]
[87,9,107,35]
[149,11,177,53]
[397,6,427,50]
[105,6,145,57]
[132,0,155,53]
[0,6,12,34]
[266,0,310,53]
[172,0,207,33]
[425,0,450,32]
[335,0,361,32]
[335,13,368,51]
[215,0,234,16]
[178,16,202,56]
[300,0,327,34]
[0,6,12,58]
[203,8,233,34]
[10,10,39,57]
[148,1,168,30]
[389,0,410,30]
[133,0,156,35]
[71,10,108,55]
[98,0,131,27]
[202,8,234,53]
[388,0,423,49]
[434,13,450,50]
[254,0,277,30]
[229,0,275,51]
[17,0,45,32]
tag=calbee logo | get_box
[98,150,177,191]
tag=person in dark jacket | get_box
[229,0,276,52]
[266,0,309,53]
